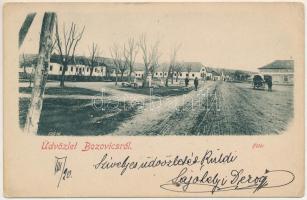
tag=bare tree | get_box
[149,45,161,79]
[20,54,34,87]
[105,64,112,79]
[174,62,183,82]
[119,61,128,81]
[88,42,100,77]
[149,61,158,79]
[110,43,124,85]
[186,64,192,78]
[54,21,85,87]
[138,34,159,87]
[24,12,56,135]
[97,57,106,77]
[161,64,168,78]
[165,44,181,87]
[19,13,36,48]
[123,37,138,83]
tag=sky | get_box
[19,3,303,72]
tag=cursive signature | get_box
[54,156,72,188]
[160,167,295,194]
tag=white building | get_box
[20,62,106,77]
[258,60,294,85]
[134,62,211,80]
[20,54,224,82]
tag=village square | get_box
[18,11,294,136]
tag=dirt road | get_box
[20,80,293,135]
[115,81,293,135]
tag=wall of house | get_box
[20,63,216,82]
[20,62,106,77]
[134,66,209,80]
[259,69,294,85]
[259,68,293,73]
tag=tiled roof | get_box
[181,62,204,72]
[258,60,294,70]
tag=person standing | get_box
[267,78,273,91]
[194,77,199,91]
[185,76,189,87]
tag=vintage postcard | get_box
[3,2,305,197]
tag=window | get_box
[180,73,182,76]
[95,68,97,72]
[60,66,63,71]
[186,73,188,76]
[87,68,89,72]
[83,68,85,72]
[284,76,289,82]
[49,65,53,71]
[156,72,158,75]
[71,67,73,72]
[76,67,78,72]
[160,73,162,76]
[174,73,177,76]
[202,68,205,71]
[192,74,195,77]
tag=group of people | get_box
[185,77,199,91]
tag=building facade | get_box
[258,60,294,85]
[134,62,215,80]
[20,54,225,82]
[20,62,106,77]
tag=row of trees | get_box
[19,13,186,135]
[51,21,188,88]
[22,18,189,88]
[108,34,186,87]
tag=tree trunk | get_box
[60,64,67,87]
[90,67,94,77]
[115,72,118,85]
[28,77,32,88]
[142,72,148,88]
[165,73,171,87]
[24,12,56,135]
[19,13,36,48]
[176,73,179,82]
[128,66,132,83]
[142,67,148,88]
[165,76,168,87]
[165,66,173,87]
[121,72,124,81]
[165,74,170,87]
[105,69,109,79]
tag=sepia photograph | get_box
[4,2,304,198]
[18,4,294,136]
